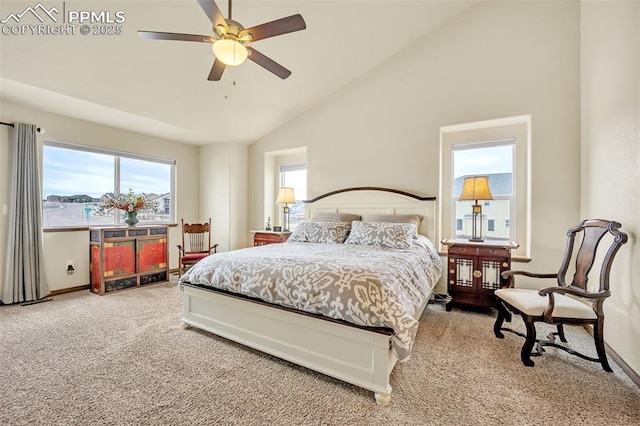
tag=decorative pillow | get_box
[344,221,417,249]
[287,221,350,244]
[310,213,361,223]
[362,214,423,238]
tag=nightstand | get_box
[252,230,292,246]
[441,239,518,311]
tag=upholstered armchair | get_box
[493,219,627,371]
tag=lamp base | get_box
[468,237,485,243]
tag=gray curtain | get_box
[1,122,49,304]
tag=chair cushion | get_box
[495,288,598,320]
[182,253,210,263]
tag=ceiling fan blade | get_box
[240,14,306,42]
[247,47,291,79]
[137,30,215,43]
[197,0,227,29]
[208,58,226,81]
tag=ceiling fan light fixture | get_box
[212,39,248,66]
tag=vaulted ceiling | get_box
[0,0,477,145]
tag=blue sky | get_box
[43,146,170,198]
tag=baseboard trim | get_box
[605,341,640,387]
[49,272,179,297]
[49,284,90,296]
[582,325,640,387]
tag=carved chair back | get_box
[557,219,628,294]
[181,219,211,254]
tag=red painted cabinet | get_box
[90,226,169,295]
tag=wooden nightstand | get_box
[441,239,518,311]
[252,230,292,246]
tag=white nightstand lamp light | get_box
[458,176,494,242]
[275,187,296,232]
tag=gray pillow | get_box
[344,221,417,249]
[361,214,423,226]
[310,213,361,223]
[287,221,351,244]
[362,214,423,237]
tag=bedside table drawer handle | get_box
[473,270,482,278]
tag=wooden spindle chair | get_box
[177,218,218,277]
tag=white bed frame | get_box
[181,188,438,405]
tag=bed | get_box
[178,187,442,404]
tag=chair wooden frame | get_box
[177,218,218,277]
[493,219,628,371]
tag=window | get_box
[43,141,175,228]
[452,141,514,241]
[279,162,307,230]
[439,115,531,257]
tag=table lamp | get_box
[275,187,296,232]
[458,176,494,242]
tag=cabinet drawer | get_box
[448,245,510,258]
[254,233,290,245]
[448,246,476,255]
[256,233,285,243]
[477,247,509,257]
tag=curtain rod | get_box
[0,121,45,133]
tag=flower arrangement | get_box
[100,190,156,213]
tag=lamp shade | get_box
[458,176,494,201]
[212,39,248,66]
[275,187,296,205]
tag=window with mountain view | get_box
[43,141,175,228]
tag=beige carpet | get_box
[0,279,638,426]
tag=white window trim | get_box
[439,115,531,258]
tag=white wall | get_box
[0,101,200,292]
[199,142,248,251]
[248,1,581,292]
[580,0,640,374]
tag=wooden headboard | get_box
[303,187,438,240]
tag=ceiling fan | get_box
[138,0,306,81]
